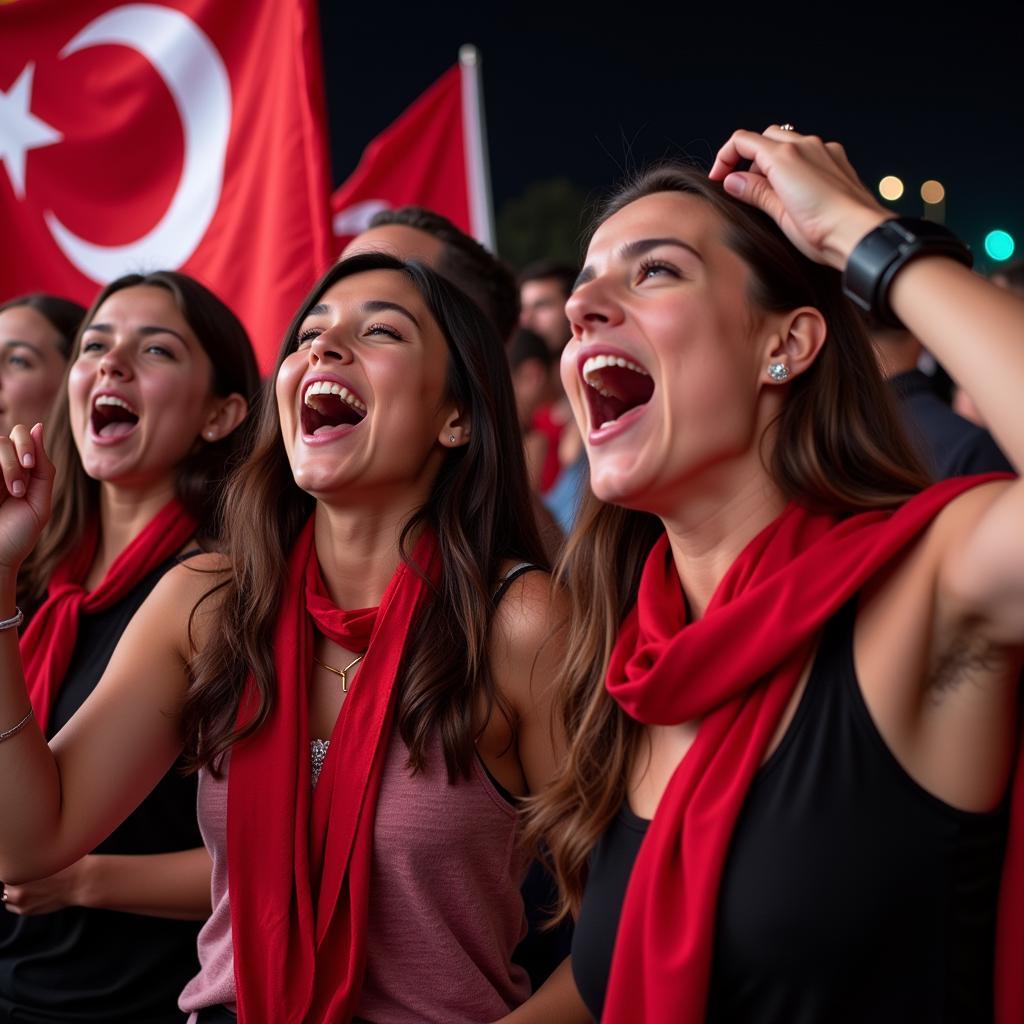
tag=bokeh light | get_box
[878,176,904,201]
[984,230,1015,261]
[920,180,945,204]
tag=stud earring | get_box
[449,434,456,444]
[767,362,791,383]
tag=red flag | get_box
[331,47,495,254]
[0,0,333,372]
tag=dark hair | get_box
[368,206,520,342]
[517,259,578,299]
[507,326,552,371]
[0,293,86,358]
[19,271,260,605]
[524,163,931,922]
[183,252,547,779]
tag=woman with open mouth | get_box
[0,271,257,1023]
[527,127,1024,1023]
[0,253,584,1023]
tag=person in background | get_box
[344,205,521,344]
[868,316,1012,478]
[518,262,578,499]
[0,271,257,1024]
[0,294,86,435]
[508,327,553,435]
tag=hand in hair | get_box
[0,423,54,575]
[709,125,892,270]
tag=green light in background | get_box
[984,230,1015,261]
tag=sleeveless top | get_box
[572,600,1008,1023]
[0,557,203,1024]
[180,564,541,1022]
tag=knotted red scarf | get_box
[20,498,198,730]
[602,474,1022,1023]
[227,517,439,1024]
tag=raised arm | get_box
[709,127,1024,646]
[0,424,208,882]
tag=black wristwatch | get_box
[842,217,972,328]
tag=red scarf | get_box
[227,518,439,1024]
[20,498,198,731]
[602,475,1022,1023]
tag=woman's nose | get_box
[308,328,352,365]
[565,276,624,337]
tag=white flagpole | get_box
[459,44,496,252]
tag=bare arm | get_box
[487,573,589,1024]
[3,847,212,921]
[0,424,218,882]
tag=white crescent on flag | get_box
[42,3,232,284]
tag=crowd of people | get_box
[0,125,1020,1024]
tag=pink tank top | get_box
[179,728,531,1023]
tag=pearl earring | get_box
[767,362,791,383]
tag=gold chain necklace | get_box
[313,654,364,693]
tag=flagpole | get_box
[459,44,496,252]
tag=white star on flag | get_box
[0,63,63,200]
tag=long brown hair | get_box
[524,164,932,922]
[182,253,547,778]
[19,271,260,605]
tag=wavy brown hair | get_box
[182,253,547,779]
[19,272,260,607]
[523,164,932,922]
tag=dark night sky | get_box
[319,5,1022,272]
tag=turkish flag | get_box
[0,0,333,372]
[331,51,495,254]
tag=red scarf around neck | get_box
[227,517,439,1024]
[20,498,198,730]
[601,474,1022,1023]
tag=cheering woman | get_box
[0,271,257,1023]
[527,128,1024,1023]
[0,254,582,1023]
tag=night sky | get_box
[320,5,1022,272]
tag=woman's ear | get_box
[438,406,471,449]
[201,393,249,443]
[761,306,828,385]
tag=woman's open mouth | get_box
[301,379,367,438]
[580,352,654,438]
[90,394,140,441]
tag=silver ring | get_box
[778,123,796,132]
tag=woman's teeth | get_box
[303,379,366,415]
[582,354,650,397]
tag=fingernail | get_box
[723,174,745,197]
[11,481,24,497]
[21,453,34,469]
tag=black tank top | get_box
[572,600,1008,1023]
[0,555,203,1024]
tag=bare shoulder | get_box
[490,563,569,715]
[133,551,233,658]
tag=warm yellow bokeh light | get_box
[879,176,904,201]
[921,180,946,204]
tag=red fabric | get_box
[0,0,333,373]
[601,475,1021,1023]
[227,518,439,1024]
[331,64,471,248]
[530,404,567,494]
[19,499,197,731]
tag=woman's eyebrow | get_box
[83,323,188,344]
[618,237,704,264]
[2,340,44,357]
[359,300,421,330]
[573,236,705,292]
